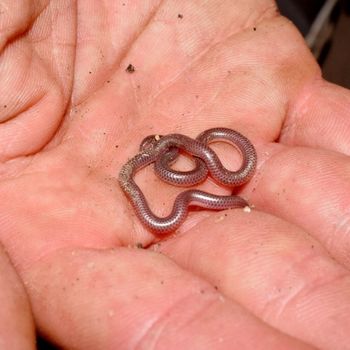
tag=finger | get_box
[0,1,75,162]
[24,248,314,350]
[280,80,350,155]
[0,244,36,349]
[158,210,350,350]
[251,143,350,269]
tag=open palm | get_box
[1,1,350,349]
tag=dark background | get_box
[37,1,350,349]
[277,0,350,88]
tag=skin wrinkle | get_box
[281,80,350,156]
[0,44,37,124]
[0,44,68,162]
[139,2,223,103]
[280,76,323,144]
[149,4,279,104]
[272,271,350,345]
[246,143,283,207]
[18,2,51,45]
[329,209,350,263]
[273,53,322,145]
[191,73,227,118]
[1,89,64,163]
[19,242,119,275]
[0,3,76,161]
[258,249,320,321]
[129,71,144,123]
[0,243,36,349]
[148,37,217,103]
[259,245,350,323]
[134,291,218,349]
[28,4,75,104]
[3,119,32,155]
[28,12,54,45]
[71,0,163,108]
[262,282,306,322]
[63,3,77,107]
[0,1,31,51]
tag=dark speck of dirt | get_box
[126,64,135,73]
[115,145,119,148]
[178,14,183,19]
[253,27,257,31]
[136,242,143,249]
[89,71,92,74]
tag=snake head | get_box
[139,134,163,151]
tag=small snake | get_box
[118,128,257,234]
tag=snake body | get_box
[118,128,257,234]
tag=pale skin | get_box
[1,0,350,349]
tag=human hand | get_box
[0,244,35,349]
[1,1,350,349]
